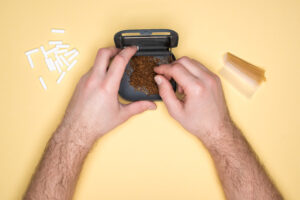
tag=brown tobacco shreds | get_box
[128,56,172,95]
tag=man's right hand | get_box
[154,56,283,200]
[154,56,233,147]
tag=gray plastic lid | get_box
[114,29,178,51]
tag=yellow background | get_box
[1,0,299,199]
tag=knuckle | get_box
[99,85,108,94]
[99,79,111,93]
[97,48,109,57]
[178,56,190,63]
[113,54,126,65]
[193,81,205,95]
[156,64,169,73]
[206,75,217,87]
[84,76,98,89]
[171,63,184,73]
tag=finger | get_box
[160,72,171,80]
[121,101,156,119]
[162,74,171,80]
[174,56,213,79]
[177,85,183,93]
[155,65,171,80]
[175,57,221,88]
[190,58,212,72]
[93,47,120,77]
[105,46,137,90]
[154,75,183,114]
[154,63,197,93]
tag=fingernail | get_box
[154,76,162,85]
[148,104,157,110]
[129,46,138,50]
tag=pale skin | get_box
[24,46,283,200]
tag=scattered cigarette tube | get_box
[39,76,47,90]
[55,55,63,67]
[48,58,56,71]
[46,47,59,55]
[45,58,52,71]
[40,46,47,57]
[64,49,77,57]
[25,48,39,56]
[55,49,68,54]
[51,29,65,33]
[67,60,77,71]
[56,44,70,49]
[26,55,35,69]
[67,51,79,62]
[56,72,66,84]
[49,40,63,45]
[45,58,55,71]
[54,60,62,73]
[59,55,69,66]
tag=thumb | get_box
[154,75,183,114]
[122,101,156,119]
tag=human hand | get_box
[154,57,233,146]
[60,46,156,146]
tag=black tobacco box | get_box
[114,29,179,101]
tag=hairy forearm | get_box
[204,122,283,200]
[24,123,95,200]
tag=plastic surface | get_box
[114,29,178,50]
[114,29,178,101]
[119,53,176,101]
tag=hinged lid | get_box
[114,29,178,51]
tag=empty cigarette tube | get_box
[56,44,70,49]
[25,48,39,56]
[48,40,63,45]
[64,49,77,57]
[59,55,69,66]
[55,55,63,67]
[46,47,59,55]
[57,72,66,84]
[67,60,77,71]
[45,58,52,71]
[25,48,39,68]
[54,60,62,73]
[40,46,47,57]
[26,55,35,69]
[48,58,56,71]
[67,51,79,62]
[51,29,65,33]
[39,77,47,90]
[55,49,68,54]
[45,58,55,71]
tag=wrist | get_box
[197,119,238,153]
[54,121,98,150]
